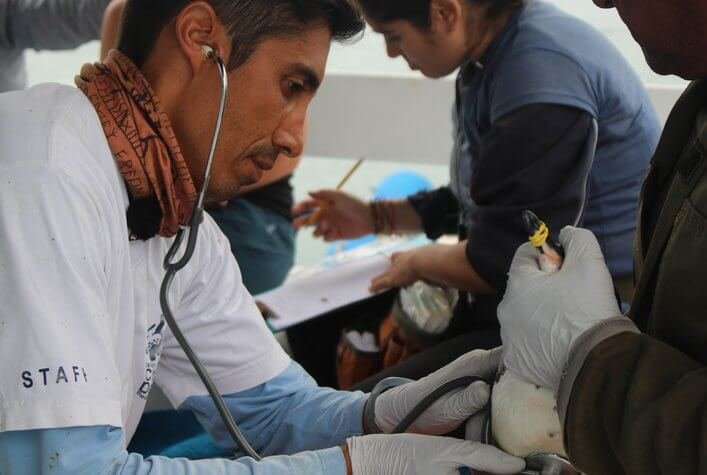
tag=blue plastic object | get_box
[325,171,432,255]
[373,171,433,200]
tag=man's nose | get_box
[273,120,305,158]
[386,41,401,59]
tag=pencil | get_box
[308,157,365,225]
[334,157,365,190]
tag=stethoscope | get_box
[154,45,583,472]
[158,44,262,461]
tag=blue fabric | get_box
[161,431,229,460]
[209,198,295,295]
[0,426,346,474]
[181,362,366,457]
[0,363,363,473]
[128,362,366,460]
[127,410,219,459]
[456,0,661,278]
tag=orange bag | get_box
[336,329,381,390]
[336,283,457,388]
[377,312,425,370]
[335,311,425,389]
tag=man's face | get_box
[176,25,330,201]
[367,18,462,79]
[593,0,707,79]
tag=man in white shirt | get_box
[0,1,524,474]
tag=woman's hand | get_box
[369,248,424,292]
[292,190,373,241]
[370,242,496,294]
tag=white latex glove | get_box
[498,226,623,391]
[374,348,501,434]
[347,434,525,475]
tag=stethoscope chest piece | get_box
[521,453,580,475]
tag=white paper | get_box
[256,253,391,331]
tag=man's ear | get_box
[174,1,231,75]
[429,0,463,34]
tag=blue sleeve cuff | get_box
[342,392,368,437]
[183,361,368,455]
[316,446,348,474]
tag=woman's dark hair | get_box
[118,0,365,69]
[357,0,523,28]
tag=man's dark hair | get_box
[357,0,523,28]
[118,0,364,69]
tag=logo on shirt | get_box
[136,319,165,400]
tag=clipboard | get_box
[255,235,430,331]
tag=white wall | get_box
[307,73,685,164]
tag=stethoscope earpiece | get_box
[201,44,216,60]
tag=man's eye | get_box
[288,80,305,93]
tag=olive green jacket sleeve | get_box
[557,327,706,474]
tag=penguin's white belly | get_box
[491,371,566,458]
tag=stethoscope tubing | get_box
[159,51,262,461]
